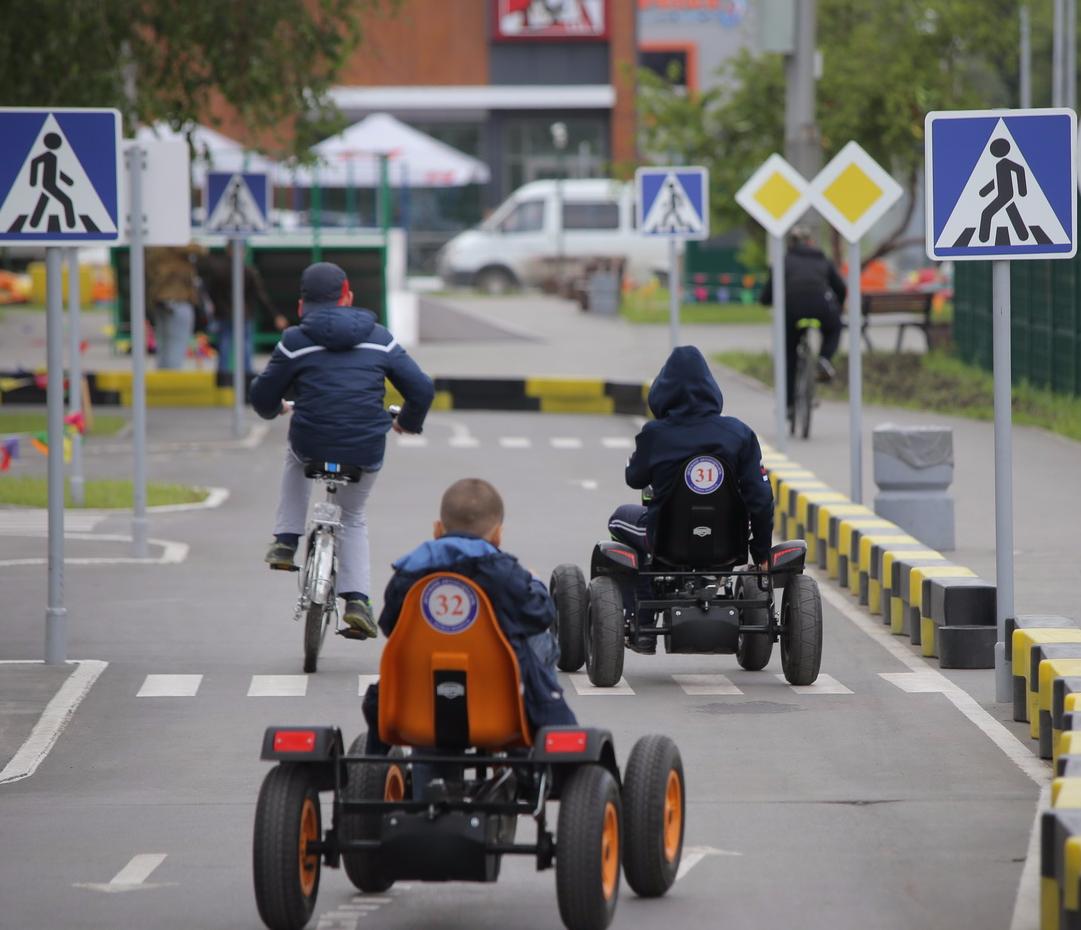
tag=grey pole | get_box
[1020,4,1032,109]
[992,260,1016,703]
[44,248,67,665]
[770,234,787,451]
[66,248,84,507]
[128,144,149,559]
[1055,0,1066,107]
[231,238,246,439]
[668,237,680,351]
[847,240,863,504]
[1068,0,1077,110]
[784,0,821,181]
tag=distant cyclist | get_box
[250,262,434,638]
[759,226,846,409]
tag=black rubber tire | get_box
[585,575,625,688]
[475,266,516,295]
[556,765,622,930]
[735,577,772,670]
[340,734,399,893]
[302,603,324,674]
[780,574,823,685]
[622,735,685,898]
[253,763,321,930]
[552,563,588,672]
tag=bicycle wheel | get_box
[302,531,334,674]
[303,603,328,674]
[797,346,815,439]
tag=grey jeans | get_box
[153,300,194,370]
[273,445,379,598]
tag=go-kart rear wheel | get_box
[780,574,823,685]
[556,765,622,930]
[585,576,625,688]
[551,563,588,672]
[622,734,685,898]
[735,577,772,670]
[340,734,406,893]
[252,763,322,930]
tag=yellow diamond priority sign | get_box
[735,154,810,238]
[808,141,903,243]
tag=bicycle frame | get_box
[292,477,352,624]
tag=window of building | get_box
[499,199,546,233]
[563,201,620,230]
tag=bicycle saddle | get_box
[303,461,364,482]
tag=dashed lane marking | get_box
[247,675,308,697]
[498,437,531,449]
[879,671,953,693]
[778,673,854,694]
[449,435,480,448]
[74,853,176,893]
[676,845,743,882]
[601,437,634,449]
[357,674,379,696]
[673,673,742,695]
[396,435,428,448]
[0,511,105,534]
[567,674,635,695]
[550,437,583,449]
[137,674,202,697]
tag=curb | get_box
[1,369,651,416]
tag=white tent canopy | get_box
[134,122,279,186]
[295,113,490,188]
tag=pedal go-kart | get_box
[253,572,685,930]
[550,454,823,688]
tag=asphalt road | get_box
[1,411,1040,930]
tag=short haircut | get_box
[440,478,504,537]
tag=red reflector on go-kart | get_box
[273,730,317,753]
[545,730,588,754]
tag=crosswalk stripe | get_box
[357,674,379,696]
[248,675,309,697]
[498,437,531,449]
[779,673,853,694]
[672,673,742,695]
[601,437,634,449]
[550,437,583,449]
[136,674,202,697]
[567,673,635,695]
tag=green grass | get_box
[714,349,1081,442]
[0,411,127,436]
[0,477,208,508]
[621,290,769,325]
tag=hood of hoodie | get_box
[647,345,724,420]
[393,534,499,575]
[299,305,376,351]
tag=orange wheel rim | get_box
[297,797,319,897]
[384,764,406,802]
[662,769,683,862]
[601,801,619,901]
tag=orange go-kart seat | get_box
[378,572,532,751]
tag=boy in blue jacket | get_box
[250,262,434,637]
[361,477,576,754]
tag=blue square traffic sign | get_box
[925,108,1077,261]
[205,171,270,235]
[0,108,122,246]
[635,166,709,239]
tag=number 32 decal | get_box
[421,578,479,633]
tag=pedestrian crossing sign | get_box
[635,166,709,239]
[0,108,122,246]
[204,171,270,235]
[926,108,1077,261]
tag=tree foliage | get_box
[638,0,1023,259]
[0,0,390,157]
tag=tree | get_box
[0,0,391,158]
[638,0,1021,262]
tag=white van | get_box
[436,179,667,293]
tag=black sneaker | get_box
[343,599,378,638]
[816,357,837,383]
[264,540,297,571]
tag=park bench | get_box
[858,289,936,352]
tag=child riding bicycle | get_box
[250,261,434,637]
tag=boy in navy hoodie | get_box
[362,478,576,754]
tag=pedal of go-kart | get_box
[336,626,375,641]
[268,562,299,572]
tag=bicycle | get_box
[789,317,820,440]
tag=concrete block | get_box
[1030,646,1081,737]
[1014,629,1081,722]
[1007,615,1080,662]
[872,424,954,489]
[937,625,996,669]
[875,490,955,551]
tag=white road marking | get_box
[812,568,1049,785]
[879,671,952,693]
[248,675,309,697]
[571,479,599,490]
[779,673,853,694]
[0,511,105,534]
[137,674,202,697]
[567,674,635,695]
[0,534,188,567]
[146,486,229,513]
[449,435,480,448]
[74,853,175,893]
[396,435,428,448]
[0,659,107,785]
[357,674,379,696]
[551,437,583,449]
[1010,785,1049,930]
[673,674,742,695]
[499,437,531,449]
[601,437,634,449]
[676,845,742,882]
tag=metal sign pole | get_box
[44,247,67,665]
[848,240,863,503]
[66,248,84,506]
[128,144,149,558]
[769,234,787,451]
[668,237,680,350]
[231,238,246,438]
[992,260,1015,702]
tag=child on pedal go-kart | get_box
[361,478,577,754]
[607,345,775,651]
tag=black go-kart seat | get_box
[303,460,363,482]
[652,454,750,571]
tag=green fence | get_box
[954,255,1081,395]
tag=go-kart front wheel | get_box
[253,763,322,930]
[622,734,685,898]
[556,765,622,930]
[780,574,823,685]
[551,563,588,672]
[340,734,406,893]
[586,576,625,688]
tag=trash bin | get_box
[587,270,620,316]
[873,424,955,551]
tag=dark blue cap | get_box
[300,262,349,305]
